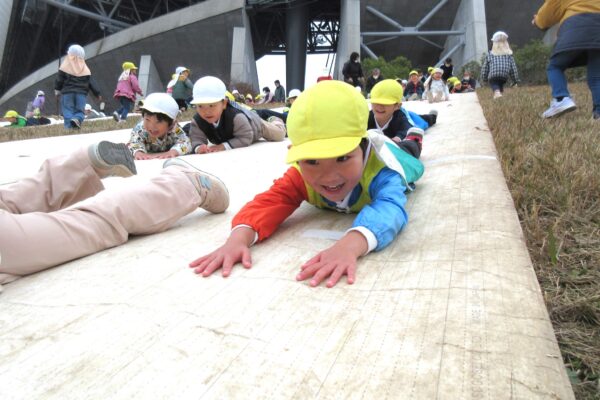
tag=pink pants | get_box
[0,148,200,284]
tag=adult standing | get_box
[113,61,143,122]
[440,58,454,82]
[533,0,600,119]
[54,44,103,129]
[273,80,286,102]
[342,52,364,89]
[365,68,384,95]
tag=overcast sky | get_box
[256,53,335,93]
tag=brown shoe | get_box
[162,158,229,213]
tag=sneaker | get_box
[493,90,502,99]
[162,158,229,214]
[593,111,599,120]
[542,97,576,118]
[112,111,120,122]
[70,118,81,129]
[88,141,137,178]
[428,109,438,125]
[406,127,424,144]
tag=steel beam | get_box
[365,6,403,30]
[416,0,449,30]
[362,30,464,37]
[38,0,131,28]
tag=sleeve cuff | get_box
[231,224,258,246]
[223,142,232,151]
[347,226,378,255]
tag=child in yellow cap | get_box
[368,79,437,154]
[2,110,27,127]
[405,70,424,101]
[189,80,424,288]
[113,61,143,122]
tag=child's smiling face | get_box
[195,100,227,124]
[433,72,443,80]
[371,102,399,126]
[298,145,364,202]
[143,114,170,138]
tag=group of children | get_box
[0,77,437,291]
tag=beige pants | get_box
[426,90,446,103]
[260,118,286,142]
[0,148,201,284]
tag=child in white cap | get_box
[169,67,193,110]
[423,68,450,103]
[188,76,286,154]
[127,92,191,160]
[189,80,424,288]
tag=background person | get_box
[480,31,520,99]
[113,61,143,122]
[342,51,364,89]
[533,0,600,119]
[54,44,103,129]
[273,80,286,102]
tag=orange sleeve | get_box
[232,167,308,241]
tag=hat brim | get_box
[140,105,177,120]
[369,98,398,105]
[286,135,364,164]
[190,97,225,105]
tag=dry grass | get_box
[478,83,600,399]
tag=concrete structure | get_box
[0,0,257,115]
[0,0,548,114]
[0,94,574,399]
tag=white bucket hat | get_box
[491,31,508,42]
[287,88,301,99]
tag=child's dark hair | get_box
[350,52,360,62]
[359,138,369,155]
[141,110,174,126]
[262,86,270,93]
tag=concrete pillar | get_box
[285,3,309,91]
[138,55,164,97]
[231,9,259,91]
[443,0,488,70]
[0,0,14,71]
[335,0,361,80]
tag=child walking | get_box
[188,76,286,154]
[113,61,143,122]
[480,31,520,99]
[0,141,229,289]
[189,80,424,288]
[127,93,191,160]
[423,68,450,103]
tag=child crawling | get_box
[189,80,424,287]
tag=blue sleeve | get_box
[352,168,408,251]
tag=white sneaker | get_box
[542,97,576,118]
[493,90,502,99]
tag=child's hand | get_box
[155,149,179,159]
[195,144,209,154]
[189,227,255,277]
[134,151,152,160]
[208,144,226,153]
[296,231,367,288]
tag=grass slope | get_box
[478,83,599,399]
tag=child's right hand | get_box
[195,144,209,154]
[189,227,255,277]
[134,151,152,160]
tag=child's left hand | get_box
[208,144,226,153]
[296,231,367,288]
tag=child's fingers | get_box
[201,257,225,277]
[222,256,236,277]
[309,264,336,287]
[189,254,211,267]
[296,262,321,281]
[241,248,253,269]
[326,265,347,288]
[301,253,322,269]
[346,264,356,285]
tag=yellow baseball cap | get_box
[286,80,368,164]
[225,91,235,102]
[3,110,18,118]
[409,70,419,76]
[427,66,435,73]
[122,62,137,70]
[370,79,403,105]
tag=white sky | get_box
[256,53,335,92]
